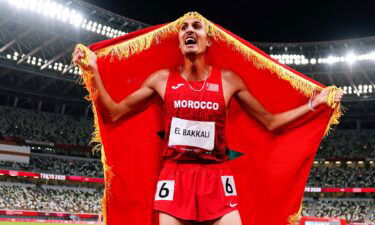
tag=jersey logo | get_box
[172,83,185,90]
[230,202,238,208]
[206,83,219,92]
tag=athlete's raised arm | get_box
[222,70,343,131]
[73,47,167,123]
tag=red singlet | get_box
[155,67,238,221]
[163,66,228,162]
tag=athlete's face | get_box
[178,18,210,56]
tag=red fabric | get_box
[163,67,227,161]
[154,160,238,221]
[85,21,333,225]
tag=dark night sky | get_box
[83,0,375,43]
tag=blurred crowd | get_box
[0,184,61,211]
[44,187,101,213]
[315,199,372,223]
[302,199,374,223]
[307,167,374,187]
[0,183,101,213]
[0,106,92,146]
[318,129,375,159]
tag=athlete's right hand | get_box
[72,46,98,70]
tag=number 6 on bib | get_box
[221,176,237,196]
[155,180,175,200]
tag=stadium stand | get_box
[314,199,374,223]
[43,186,102,213]
[318,129,375,159]
[0,106,93,147]
[307,167,374,187]
[0,182,102,214]
[302,198,375,223]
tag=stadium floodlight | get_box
[3,49,79,75]
[335,161,341,164]
[327,56,340,64]
[370,52,375,60]
[310,58,316,64]
[4,0,129,38]
[345,53,356,64]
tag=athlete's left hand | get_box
[311,87,344,108]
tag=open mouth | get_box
[185,37,197,46]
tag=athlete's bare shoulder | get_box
[145,68,170,88]
[221,69,245,92]
[143,68,170,100]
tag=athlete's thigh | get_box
[159,211,193,225]
[200,210,242,225]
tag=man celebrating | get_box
[73,12,343,225]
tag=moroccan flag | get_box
[76,12,342,225]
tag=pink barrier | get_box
[0,218,101,224]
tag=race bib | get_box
[155,180,175,201]
[168,117,215,151]
[221,176,237,196]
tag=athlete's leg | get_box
[198,210,242,225]
[159,211,193,225]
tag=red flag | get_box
[76,12,342,225]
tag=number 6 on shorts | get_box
[155,180,175,201]
[221,176,237,196]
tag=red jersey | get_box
[163,67,227,162]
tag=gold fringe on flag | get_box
[74,44,114,225]
[287,202,303,225]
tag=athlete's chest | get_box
[159,73,233,108]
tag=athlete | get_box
[73,17,343,225]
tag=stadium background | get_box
[0,0,374,224]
